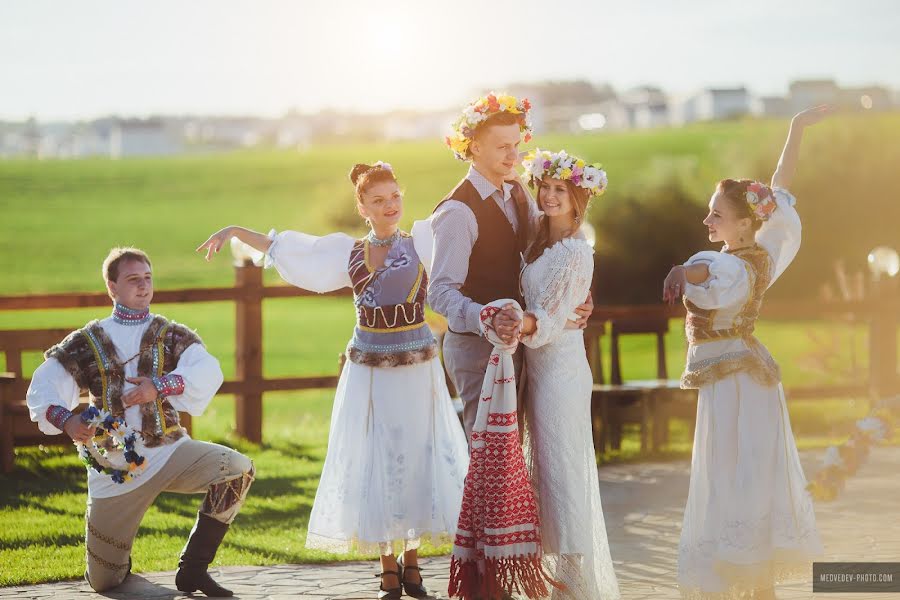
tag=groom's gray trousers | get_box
[442,331,524,441]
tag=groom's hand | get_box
[492,305,521,344]
[568,292,594,330]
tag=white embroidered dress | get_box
[677,188,823,599]
[520,236,621,599]
[264,225,469,555]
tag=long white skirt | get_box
[678,372,824,599]
[305,356,469,555]
[524,332,621,599]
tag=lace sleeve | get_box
[521,239,594,349]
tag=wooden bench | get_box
[591,317,697,455]
[0,328,193,474]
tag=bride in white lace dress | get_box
[510,150,621,599]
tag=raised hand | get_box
[772,105,833,190]
[791,104,833,129]
[196,227,234,262]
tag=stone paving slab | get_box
[3,447,899,599]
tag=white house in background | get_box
[622,86,670,129]
[380,111,447,141]
[109,118,182,158]
[183,118,267,148]
[752,96,792,118]
[273,114,313,148]
[788,79,840,113]
[675,87,751,124]
[841,86,893,111]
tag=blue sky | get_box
[1,0,898,119]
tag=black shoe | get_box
[398,555,429,598]
[175,513,233,597]
[375,567,402,599]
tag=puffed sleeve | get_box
[262,229,355,293]
[756,187,801,285]
[521,239,594,349]
[26,358,81,436]
[161,343,225,417]
[683,251,752,310]
[410,219,434,277]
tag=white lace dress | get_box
[520,236,621,599]
[677,188,823,598]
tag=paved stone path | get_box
[3,447,899,599]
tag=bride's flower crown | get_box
[522,149,608,196]
[445,92,533,161]
[745,181,777,221]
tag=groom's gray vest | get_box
[434,178,530,309]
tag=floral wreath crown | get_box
[745,181,777,221]
[522,149,608,197]
[445,92,533,161]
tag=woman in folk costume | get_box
[448,149,620,600]
[197,162,469,600]
[663,106,831,600]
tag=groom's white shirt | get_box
[429,166,539,335]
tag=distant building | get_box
[380,111,446,142]
[272,113,313,148]
[752,96,792,118]
[840,86,893,111]
[788,79,840,113]
[109,118,182,158]
[622,86,669,129]
[184,117,268,148]
[676,87,751,124]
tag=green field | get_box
[1,115,897,585]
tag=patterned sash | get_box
[449,300,562,599]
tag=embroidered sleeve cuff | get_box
[46,405,74,431]
[152,374,185,398]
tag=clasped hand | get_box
[491,305,522,345]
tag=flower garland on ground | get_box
[806,403,895,501]
[78,406,146,484]
[445,92,533,161]
[522,148,608,197]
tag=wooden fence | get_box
[1,260,897,447]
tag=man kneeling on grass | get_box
[26,247,254,597]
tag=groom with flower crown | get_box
[431,92,593,440]
[430,93,593,599]
[26,247,254,597]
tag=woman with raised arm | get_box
[663,106,831,600]
[198,162,468,600]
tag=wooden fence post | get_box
[869,282,899,401]
[235,259,263,443]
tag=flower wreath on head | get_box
[522,148,609,197]
[78,406,146,484]
[445,92,533,161]
[371,160,392,173]
[745,181,777,221]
